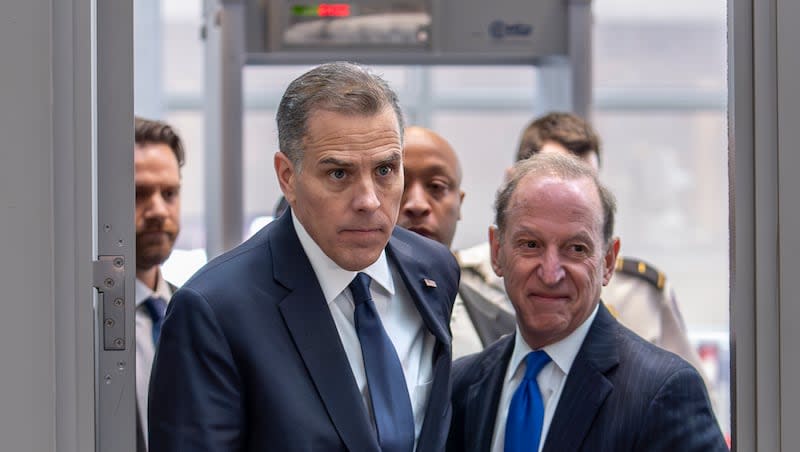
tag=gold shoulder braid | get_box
[615,256,666,290]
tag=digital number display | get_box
[319,4,350,17]
[291,4,351,18]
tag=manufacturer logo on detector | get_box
[489,20,533,39]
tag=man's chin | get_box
[136,250,171,270]
[329,245,385,272]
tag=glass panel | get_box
[594,21,727,91]
[162,110,205,251]
[162,20,203,97]
[431,66,536,93]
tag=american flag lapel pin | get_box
[423,278,437,288]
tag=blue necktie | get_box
[143,296,167,345]
[505,350,551,452]
[349,272,415,452]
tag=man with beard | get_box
[133,116,184,452]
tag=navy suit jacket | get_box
[148,212,459,451]
[447,303,728,452]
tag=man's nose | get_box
[144,192,169,219]
[537,248,565,286]
[401,183,431,218]
[353,177,381,212]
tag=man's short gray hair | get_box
[276,61,405,168]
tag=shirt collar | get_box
[507,303,600,382]
[292,210,395,304]
[135,269,173,307]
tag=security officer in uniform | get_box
[455,112,713,402]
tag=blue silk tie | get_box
[505,350,551,452]
[143,296,168,345]
[349,272,415,452]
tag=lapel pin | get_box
[423,278,437,288]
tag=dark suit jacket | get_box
[148,212,459,451]
[448,303,728,452]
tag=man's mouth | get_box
[528,292,570,303]
[139,231,169,241]
[340,227,384,237]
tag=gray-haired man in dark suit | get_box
[447,153,726,452]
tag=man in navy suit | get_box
[148,62,459,451]
[447,153,727,452]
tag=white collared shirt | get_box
[135,271,173,447]
[490,304,600,452]
[292,212,436,448]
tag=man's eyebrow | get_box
[318,157,355,167]
[318,150,402,168]
[566,231,594,245]
[376,151,402,166]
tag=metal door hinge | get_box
[92,255,126,350]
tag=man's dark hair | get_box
[135,116,186,167]
[516,112,600,165]
[276,61,404,169]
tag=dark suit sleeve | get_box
[634,367,728,451]
[148,287,243,451]
[446,357,471,452]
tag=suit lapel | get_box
[271,214,379,452]
[464,337,515,452]
[385,233,451,451]
[386,234,450,345]
[542,304,619,452]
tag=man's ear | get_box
[457,190,465,220]
[274,152,296,204]
[602,237,621,286]
[489,225,504,277]
[503,166,514,183]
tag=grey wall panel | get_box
[777,0,800,448]
[53,0,97,450]
[0,0,56,450]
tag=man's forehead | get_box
[513,175,601,218]
[307,107,399,131]
[405,151,456,174]
[404,138,460,181]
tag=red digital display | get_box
[318,3,351,17]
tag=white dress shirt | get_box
[135,272,173,448]
[293,212,436,448]
[490,304,599,452]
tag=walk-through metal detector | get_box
[202,0,592,258]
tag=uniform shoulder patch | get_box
[615,256,666,290]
